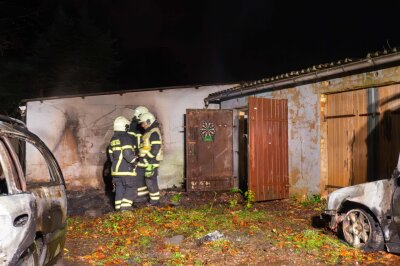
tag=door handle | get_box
[14,214,29,227]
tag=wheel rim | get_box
[343,209,371,248]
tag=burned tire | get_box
[342,208,384,252]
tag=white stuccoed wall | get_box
[25,85,234,190]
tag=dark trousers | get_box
[145,168,160,204]
[112,176,139,210]
[135,167,149,203]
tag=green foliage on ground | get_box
[170,193,182,204]
[67,205,274,265]
[65,200,386,265]
[296,194,326,211]
[284,229,367,264]
[244,190,255,209]
[229,188,256,209]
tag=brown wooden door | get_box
[186,109,233,191]
[326,85,400,190]
[248,97,289,201]
[327,91,358,189]
[326,89,374,190]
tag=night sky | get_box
[104,1,400,88]
[1,0,400,97]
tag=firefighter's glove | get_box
[145,170,153,178]
[145,164,155,178]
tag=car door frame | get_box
[0,136,37,265]
[8,132,68,265]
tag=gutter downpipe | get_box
[204,52,400,105]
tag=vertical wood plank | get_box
[248,97,288,201]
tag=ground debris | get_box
[67,189,114,216]
[164,235,184,245]
[197,230,224,245]
[62,190,400,266]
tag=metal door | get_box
[186,109,233,191]
[248,97,289,201]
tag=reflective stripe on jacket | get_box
[108,131,137,176]
[138,123,163,168]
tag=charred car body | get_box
[323,156,400,253]
[0,116,67,265]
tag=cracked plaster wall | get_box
[25,85,231,190]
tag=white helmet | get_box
[138,112,156,126]
[113,116,130,131]
[133,106,149,119]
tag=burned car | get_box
[0,116,67,265]
[323,156,400,253]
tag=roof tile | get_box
[209,47,399,97]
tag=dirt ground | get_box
[60,189,400,265]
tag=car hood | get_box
[326,178,395,217]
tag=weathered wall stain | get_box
[60,127,79,167]
[290,167,301,186]
[26,85,231,191]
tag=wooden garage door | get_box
[186,109,233,191]
[326,90,370,189]
[248,97,289,201]
[327,84,400,189]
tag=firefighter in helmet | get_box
[108,116,139,211]
[128,106,149,149]
[137,112,163,205]
[128,106,150,204]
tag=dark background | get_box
[1,0,400,113]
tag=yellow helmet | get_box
[113,116,130,131]
[138,112,156,126]
[133,106,149,119]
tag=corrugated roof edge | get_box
[205,47,400,105]
[20,82,237,104]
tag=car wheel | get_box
[342,208,384,251]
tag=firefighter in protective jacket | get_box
[128,106,148,151]
[128,106,150,203]
[108,116,138,211]
[137,112,163,205]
